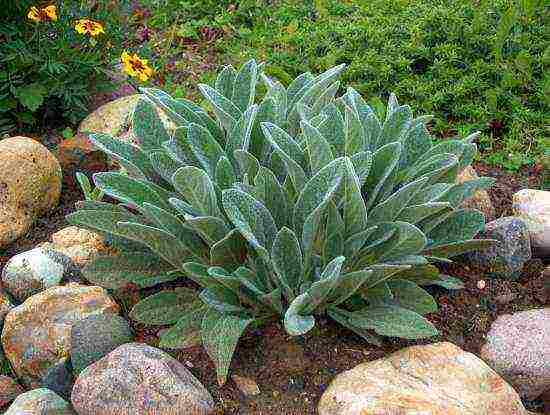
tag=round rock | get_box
[70,313,134,375]
[1,284,119,387]
[466,216,531,279]
[513,188,550,258]
[0,136,62,248]
[318,342,530,415]
[4,388,75,415]
[1,247,75,302]
[71,342,214,415]
[44,226,110,267]
[481,308,550,400]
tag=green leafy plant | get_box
[68,60,496,384]
[0,1,128,134]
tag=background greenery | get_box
[0,1,129,133]
[137,0,548,171]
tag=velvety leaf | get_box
[387,279,437,315]
[222,188,277,259]
[437,178,496,207]
[159,305,208,349]
[284,293,315,336]
[187,123,226,178]
[94,172,170,210]
[202,309,254,385]
[377,105,412,148]
[185,216,229,246]
[301,120,334,175]
[66,209,141,239]
[369,221,427,263]
[344,104,365,155]
[428,209,485,244]
[82,253,174,289]
[350,151,373,187]
[234,150,260,180]
[327,306,382,345]
[89,133,154,178]
[210,229,247,271]
[261,122,307,191]
[215,65,237,99]
[132,98,170,151]
[363,142,401,209]
[226,105,258,165]
[130,287,199,325]
[140,202,207,256]
[215,156,237,190]
[399,122,433,170]
[173,166,221,217]
[318,103,346,156]
[149,149,184,183]
[352,304,438,339]
[116,221,193,267]
[199,83,241,132]
[253,166,290,228]
[163,127,200,167]
[362,281,393,305]
[330,269,374,305]
[272,227,302,300]
[342,158,368,236]
[397,202,452,225]
[232,59,258,113]
[368,177,429,224]
[422,239,498,258]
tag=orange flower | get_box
[27,5,57,23]
[75,19,105,36]
[121,51,153,82]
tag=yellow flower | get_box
[75,19,105,36]
[121,51,154,82]
[27,5,57,23]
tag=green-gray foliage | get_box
[68,60,496,384]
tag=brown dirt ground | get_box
[0,156,548,414]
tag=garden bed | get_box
[1,158,546,414]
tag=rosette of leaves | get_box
[68,60,496,384]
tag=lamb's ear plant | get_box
[68,59,496,385]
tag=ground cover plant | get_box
[68,60,497,384]
[135,0,548,172]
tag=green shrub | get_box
[0,1,128,134]
[68,60,496,384]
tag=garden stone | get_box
[1,247,77,302]
[513,189,550,258]
[71,343,214,415]
[40,358,73,401]
[481,308,550,400]
[318,342,530,415]
[466,216,531,279]
[41,226,110,267]
[0,376,23,408]
[3,388,75,415]
[70,313,134,375]
[0,137,62,248]
[456,166,495,220]
[1,284,119,387]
